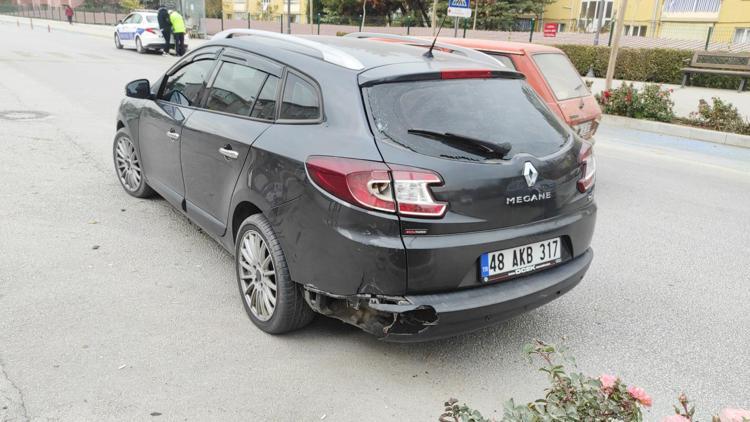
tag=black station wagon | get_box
[114,29,597,341]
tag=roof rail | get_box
[343,32,504,68]
[211,29,365,70]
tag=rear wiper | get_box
[407,129,512,159]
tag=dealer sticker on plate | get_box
[480,238,562,282]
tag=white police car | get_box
[114,10,188,54]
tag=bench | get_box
[681,51,750,93]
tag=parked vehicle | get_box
[348,34,601,140]
[114,10,189,54]
[114,29,596,342]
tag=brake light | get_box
[577,142,596,193]
[441,69,492,80]
[145,28,159,34]
[306,156,447,218]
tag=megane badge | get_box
[523,162,538,187]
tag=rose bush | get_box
[596,83,675,122]
[439,341,749,422]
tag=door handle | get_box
[219,146,239,160]
[166,129,180,141]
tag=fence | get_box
[2,5,750,53]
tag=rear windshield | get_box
[366,78,569,162]
[532,53,589,101]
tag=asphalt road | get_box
[1,20,749,422]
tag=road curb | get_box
[601,114,750,149]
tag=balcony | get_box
[661,0,721,22]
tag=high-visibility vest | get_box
[169,11,186,33]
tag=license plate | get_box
[480,238,562,282]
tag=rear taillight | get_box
[577,142,596,193]
[306,156,447,218]
[145,28,159,34]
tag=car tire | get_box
[114,33,123,49]
[113,129,154,198]
[235,214,314,334]
[135,37,145,54]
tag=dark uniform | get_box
[157,7,172,55]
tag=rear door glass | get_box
[250,75,279,120]
[533,53,589,100]
[366,78,569,161]
[205,62,267,117]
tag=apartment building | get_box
[543,0,750,43]
[225,0,311,23]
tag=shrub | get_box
[596,82,674,122]
[556,45,743,90]
[439,340,651,422]
[688,97,750,135]
[439,341,750,422]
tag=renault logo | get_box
[523,162,538,187]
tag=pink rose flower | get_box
[719,408,750,422]
[599,374,617,391]
[627,386,653,407]
[661,416,690,422]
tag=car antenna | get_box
[423,15,448,59]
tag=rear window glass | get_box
[533,53,589,101]
[366,78,569,162]
[146,15,158,23]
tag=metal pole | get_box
[472,0,478,30]
[462,17,466,37]
[605,0,628,90]
[607,19,614,46]
[704,25,713,50]
[286,0,291,34]
[406,16,410,35]
[431,0,438,34]
[316,12,320,34]
[358,14,362,31]
[309,0,313,33]
[453,16,457,37]
[361,0,366,31]
[592,0,606,45]
[220,11,224,30]
[103,6,107,25]
[528,17,535,42]
[280,14,283,33]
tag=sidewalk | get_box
[587,77,750,120]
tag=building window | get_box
[578,0,613,33]
[624,25,647,36]
[662,0,721,13]
[735,28,750,44]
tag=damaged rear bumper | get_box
[305,249,593,342]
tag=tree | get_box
[120,0,142,12]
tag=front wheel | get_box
[135,37,145,54]
[114,32,123,49]
[113,129,154,198]
[235,214,314,334]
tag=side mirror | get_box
[125,79,151,99]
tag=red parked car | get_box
[352,34,601,140]
[434,39,601,140]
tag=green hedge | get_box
[556,45,741,90]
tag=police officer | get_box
[169,9,186,56]
[157,6,171,56]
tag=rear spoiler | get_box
[344,32,506,69]
[359,68,524,87]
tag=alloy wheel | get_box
[115,136,142,192]
[238,230,277,321]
